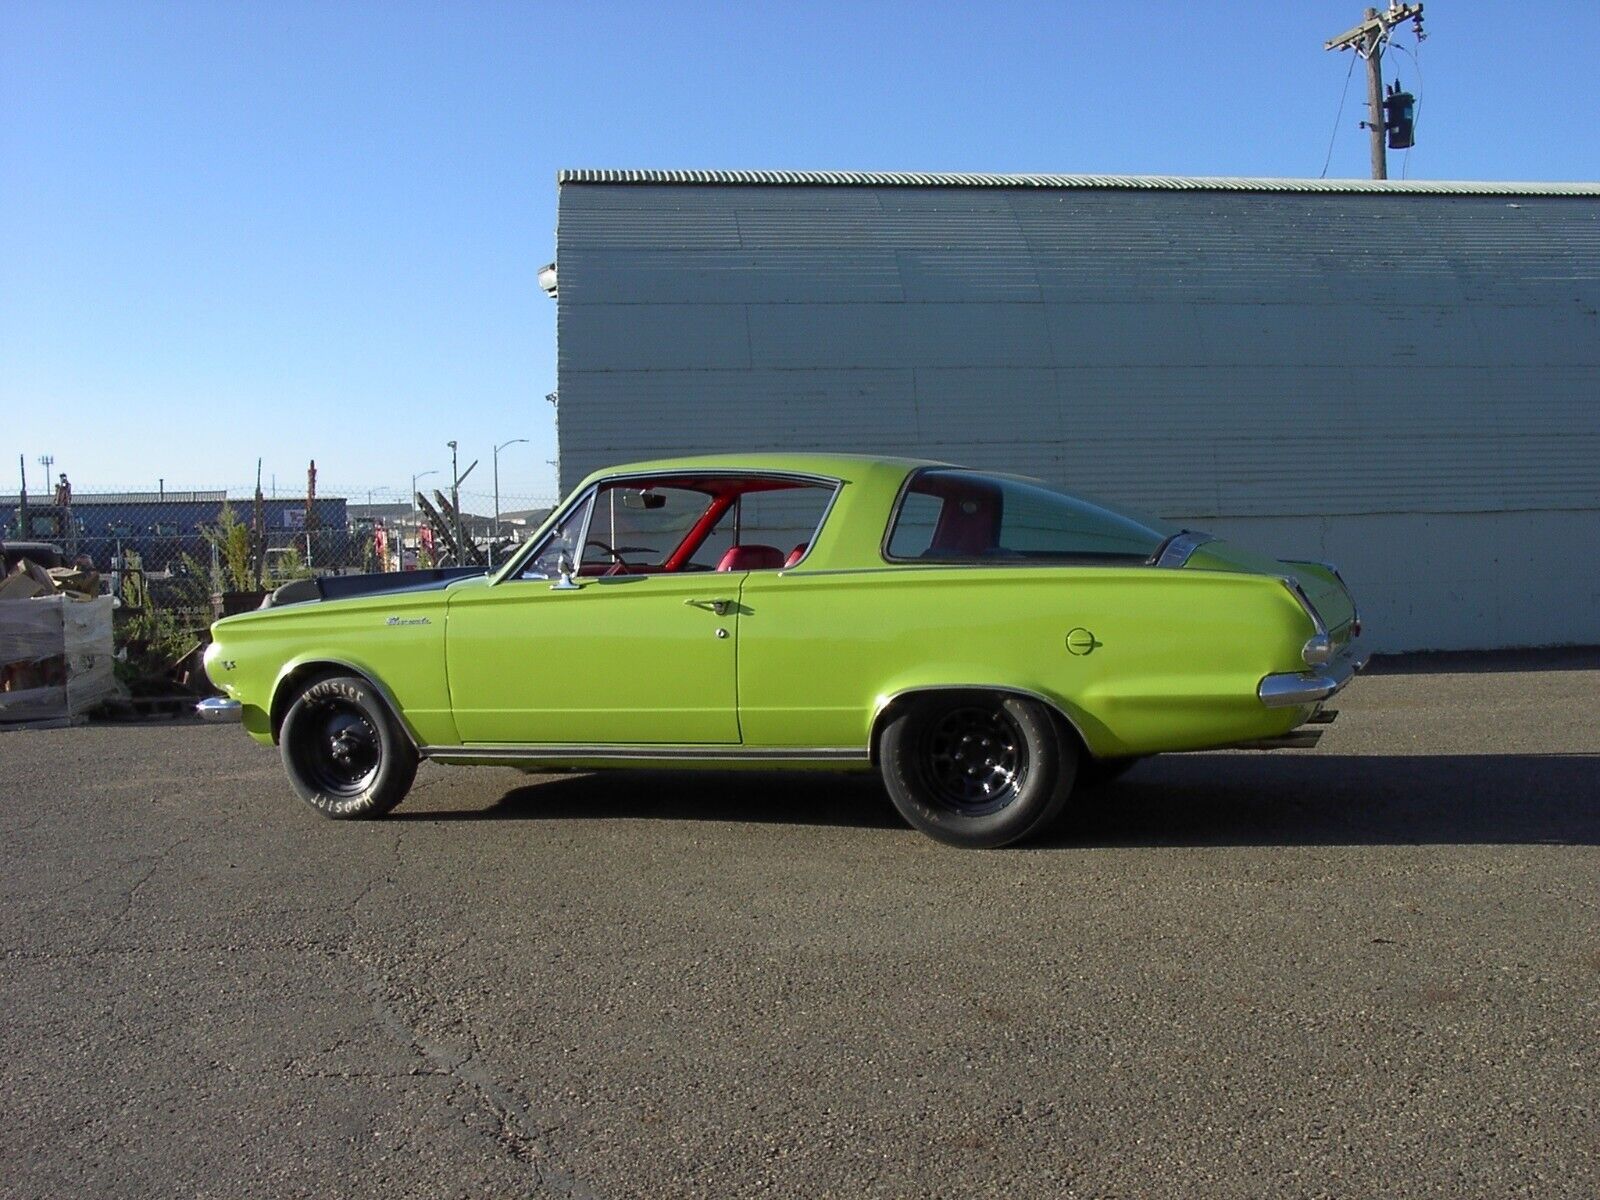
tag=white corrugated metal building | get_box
[547,171,1600,652]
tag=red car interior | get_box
[591,475,832,575]
[716,544,786,572]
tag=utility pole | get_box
[1325,3,1424,180]
[446,440,478,561]
[447,440,461,554]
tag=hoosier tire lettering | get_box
[279,674,418,819]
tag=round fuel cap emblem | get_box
[1065,627,1101,656]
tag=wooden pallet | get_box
[96,695,203,721]
[0,714,88,732]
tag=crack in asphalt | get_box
[353,966,597,1198]
[341,847,596,1199]
[86,833,195,953]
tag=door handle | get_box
[685,597,732,616]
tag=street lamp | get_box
[410,469,439,517]
[409,470,439,571]
[444,440,477,560]
[491,438,529,565]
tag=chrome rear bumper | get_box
[196,697,242,723]
[1258,650,1369,709]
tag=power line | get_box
[1321,51,1360,178]
[1389,39,1424,178]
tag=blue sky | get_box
[4,1,1596,506]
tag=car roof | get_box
[580,452,947,483]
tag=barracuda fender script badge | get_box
[386,616,431,627]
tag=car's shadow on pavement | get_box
[396,753,1600,847]
[1035,753,1600,849]
[401,769,900,830]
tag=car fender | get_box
[268,652,429,747]
[867,679,1112,760]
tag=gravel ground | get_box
[2,652,1597,1198]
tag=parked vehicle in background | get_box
[0,541,67,571]
[200,454,1366,848]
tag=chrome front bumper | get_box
[196,697,242,723]
[1258,649,1369,709]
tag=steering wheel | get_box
[587,540,657,575]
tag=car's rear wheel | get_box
[280,674,417,819]
[877,692,1076,848]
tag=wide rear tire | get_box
[279,674,417,819]
[877,692,1076,848]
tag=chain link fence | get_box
[2,481,558,600]
[0,481,558,706]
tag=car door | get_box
[444,487,743,745]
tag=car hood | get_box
[213,569,486,632]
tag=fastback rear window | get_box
[885,469,1170,564]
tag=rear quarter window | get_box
[885,469,1169,564]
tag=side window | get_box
[583,486,714,570]
[732,487,834,564]
[520,492,594,580]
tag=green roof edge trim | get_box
[557,169,1600,196]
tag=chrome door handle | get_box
[685,597,732,616]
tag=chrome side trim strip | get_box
[1153,531,1217,568]
[1279,575,1330,637]
[195,697,242,723]
[419,744,870,764]
[1285,559,1344,586]
[1286,559,1361,636]
[1258,651,1369,708]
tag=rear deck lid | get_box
[1180,540,1357,639]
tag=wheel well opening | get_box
[270,663,355,743]
[869,687,1091,765]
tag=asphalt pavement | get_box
[3,652,1597,1198]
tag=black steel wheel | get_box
[280,674,417,819]
[916,704,1030,816]
[878,692,1078,848]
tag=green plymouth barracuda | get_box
[199,454,1366,848]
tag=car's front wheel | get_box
[877,692,1076,848]
[279,674,417,819]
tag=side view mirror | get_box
[550,551,581,591]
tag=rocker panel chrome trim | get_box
[419,744,870,764]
